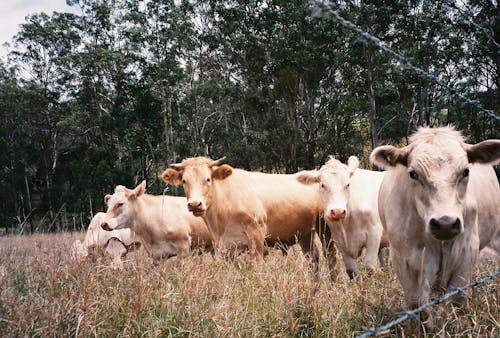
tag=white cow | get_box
[370,126,500,323]
[71,212,140,267]
[100,181,213,259]
[297,156,387,278]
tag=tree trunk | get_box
[366,44,378,150]
[418,85,428,126]
[162,85,173,163]
[493,3,500,112]
[287,104,298,173]
[24,173,33,233]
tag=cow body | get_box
[298,156,387,278]
[71,212,139,267]
[101,181,212,259]
[161,157,337,279]
[370,126,500,315]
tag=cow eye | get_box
[346,183,350,189]
[182,179,186,184]
[409,170,418,180]
[320,183,325,189]
[206,178,211,183]
[462,168,470,178]
[116,202,123,209]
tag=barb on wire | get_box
[311,1,499,122]
[356,270,500,338]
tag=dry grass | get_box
[0,233,498,337]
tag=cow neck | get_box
[130,194,156,242]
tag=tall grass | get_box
[0,233,498,337]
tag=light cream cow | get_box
[297,156,387,278]
[370,126,500,320]
[71,212,140,267]
[100,181,213,259]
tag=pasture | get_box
[0,232,498,337]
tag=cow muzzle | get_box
[187,200,205,216]
[328,208,346,221]
[429,216,462,241]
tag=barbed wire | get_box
[311,1,499,122]
[356,270,500,337]
[443,0,500,51]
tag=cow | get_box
[370,126,500,323]
[71,212,140,267]
[297,156,388,279]
[100,181,213,259]
[160,157,337,280]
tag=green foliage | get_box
[0,0,498,232]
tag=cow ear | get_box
[296,170,320,185]
[133,180,146,197]
[104,194,112,204]
[347,156,359,176]
[465,139,500,165]
[160,168,183,186]
[370,145,409,169]
[212,164,233,180]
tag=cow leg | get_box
[446,245,477,307]
[317,222,338,282]
[377,248,386,268]
[323,237,338,282]
[341,251,359,279]
[390,248,433,329]
[299,232,321,282]
[244,227,265,262]
[362,229,383,274]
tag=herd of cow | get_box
[72,126,500,326]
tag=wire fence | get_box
[311,1,499,122]
[356,270,500,337]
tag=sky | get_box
[0,0,78,59]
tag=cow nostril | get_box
[430,218,440,231]
[452,218,461,230]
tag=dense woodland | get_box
[0,0,498,233]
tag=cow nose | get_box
[330,208,346,220]
[101,222,112,231]
[429,216,461,240]
[187,200,203,211]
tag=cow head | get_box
[297,156,359,222]
[160,156,229,216]
[371,126,500,241]
[101,180,146,231]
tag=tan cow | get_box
[370,126,500,318]
[100,181,213,259]
[71,212,140,267]
[297,156,388,278]
[161,157,337,279]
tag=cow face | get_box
[297,156,359,222]
[371,127,500,241]
[101,181,146,231]
[161,157,230,217]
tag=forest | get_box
[0,0,499,233]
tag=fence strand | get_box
[311,1,499,122]
[356,270,500,337]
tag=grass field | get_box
[0,232,498,337]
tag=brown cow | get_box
[297,156,388,278]
[100,181,212,259]
[161,157,337,279]
[370,126,500,322]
